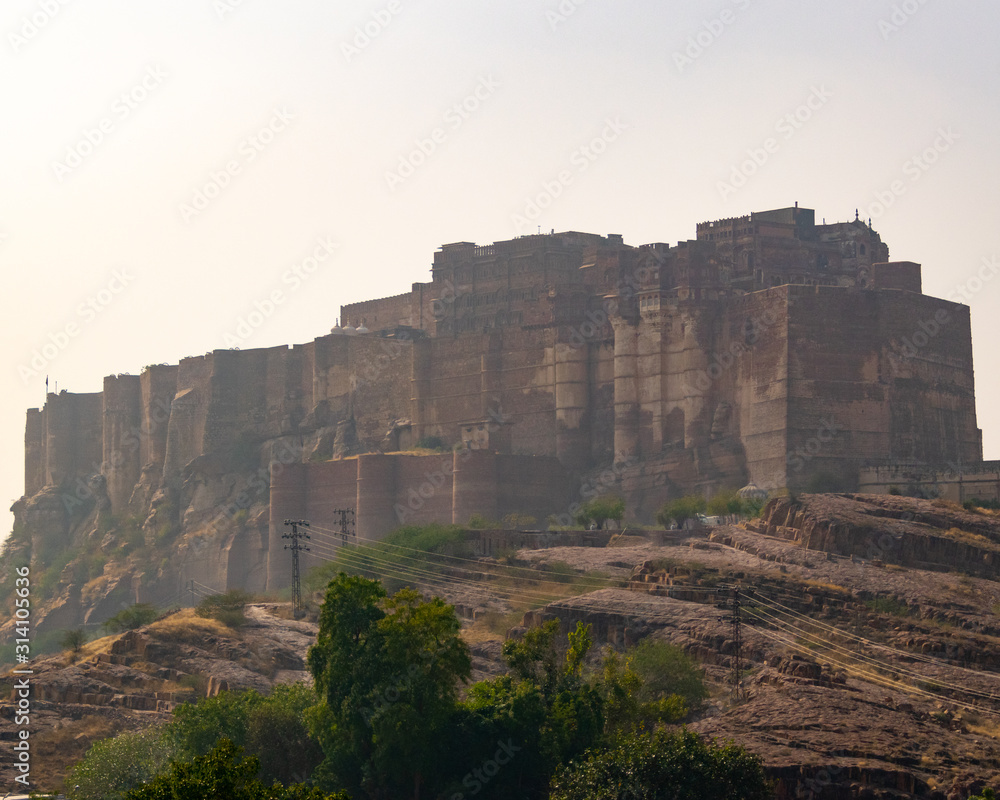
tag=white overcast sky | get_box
[2,0,999,537]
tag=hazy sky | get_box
[3,0,999,537]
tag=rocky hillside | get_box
[0,604,314,792]
[5,494,1000,798]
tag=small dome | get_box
[356,324,369,334]
[737,482,768,501]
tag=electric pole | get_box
[332,507,355,545]
[719,586,754,702]
[283,519,310,618]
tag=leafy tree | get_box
[67,726,177,800]
[167,685,322,786]
[549,728,771,800]
[62,627,87,655]
[196,589,253,628]
[574,495,626,530]
[168,688,260,759]
[971,790,998,800]
[306,573,471,799]
[707,489,743,517]
[123,738,347,800]
[629,638,709,713]
[246,684,324,785]
[455,621,604,799]
[656,495,706,528]
[103,603,159,633]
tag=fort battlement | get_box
[19,204,982,596]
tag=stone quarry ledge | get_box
[753,493,1000,577]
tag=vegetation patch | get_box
[865,596,910,617]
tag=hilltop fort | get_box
[12,205,985,616]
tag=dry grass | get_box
[939,527,1000,552]
[932,499,965,513]
[31,714,124,792]
[802,579,851,595]
[968,719,1000,740]
[71,631,122,661]
[147,608,239,642]
[461,617,510,645]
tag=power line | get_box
[296,524,1000,712]
[283,519,311,618]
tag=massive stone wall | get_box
[265,450,572,590]
[17,205,984,603]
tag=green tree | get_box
[306,573,471,799]
[549,728,771,800]
[103,603,158,633]
[123,738,348,800]
[166,684,322,785]
[67,726,177,800]
[629,638,709,713]
[454,620,604,798]
[655,495,706,528]
[707,489,744,517]
[574,495,626,530]
[62,627,87,655]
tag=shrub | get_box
[103,604,159,633]
[415,435,445,450]
[964,498,1000,512]
[66,726,176,799]
[549,728,771,800]
[62,628,87,654]
[196,590,253,628]
[865,596,909,616]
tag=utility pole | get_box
[283,519,310,618]
[332,507,355,545]
[719,586,754,702]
